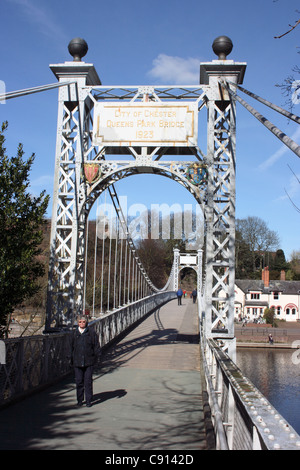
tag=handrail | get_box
[199,312,229,449]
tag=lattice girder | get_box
[204,97,236,340]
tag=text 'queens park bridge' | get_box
[1,36,300,451]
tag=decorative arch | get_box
[78,163,207,311]
[284,304,298,313]
[177,266,199,291]
[81,160,207,218]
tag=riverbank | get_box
[235,321,300,349]
[237,342,296,348]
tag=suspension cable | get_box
[100,191,107,313]
[113,217,119,310]
[226,80,300,125]
[221,81,300,159]
[0,81,76,101]
[107,184,162,292]
[123,239,128,306]
[107,203,113,311]
[119,233,124,307]
[92,198,99,316]
[127,249,132,304]
[83,212,89,313]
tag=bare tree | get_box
[274,6,300,110]
[274,17,300,39]
[236,216,280,271]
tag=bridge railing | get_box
[0,291,176,407]
[200,330,300,450]
[90,292,176,347]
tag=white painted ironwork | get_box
[173,249,203,297]
[200,60,245,352]
[45,50,246,345]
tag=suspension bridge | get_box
[1,36,300,451]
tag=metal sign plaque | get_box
[93,102,198,147]
[180,255,197,265]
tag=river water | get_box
[236,348,300,435]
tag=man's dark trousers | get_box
[74,365,93,404]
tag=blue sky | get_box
[1,0,300,260]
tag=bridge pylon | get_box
[200,37,246,356]
[45,39,102,330]
[173,249,203,295]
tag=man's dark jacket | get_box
[71,326,101,368]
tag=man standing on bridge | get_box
[70,315,101,407]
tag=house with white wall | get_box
[234,267,300,322]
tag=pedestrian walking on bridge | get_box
[70,315,101,407]
[177,288,183,305]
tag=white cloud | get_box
[288,171,300,198]
[276,168,300,204]
[148,54,200,85]
[6,0,68,46]
[30,174,53,196]
[31,174,53,187]
[259,126,300,171]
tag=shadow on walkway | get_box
[0,299,214,450]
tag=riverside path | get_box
[0,298,214,450]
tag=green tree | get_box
[263,307,277,327]
[0,122,49,337]
[288,250,300,280]
[270,249,288,279]
[235,222,253,278]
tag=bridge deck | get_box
[0,299,214,450]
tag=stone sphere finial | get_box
[212,36,233,60]
[68,38,88,61]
